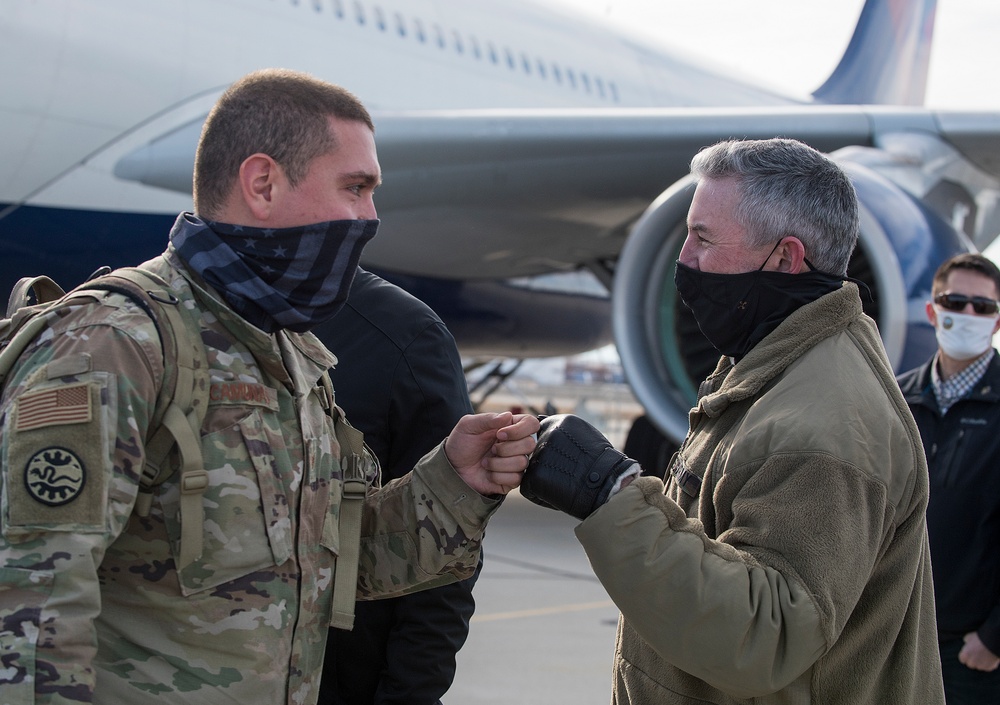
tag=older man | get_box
[523,138,944,704]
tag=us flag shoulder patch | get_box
[15,383,92,432]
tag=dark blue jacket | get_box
[897,351,1000,654]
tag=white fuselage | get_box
[0,0,796,215]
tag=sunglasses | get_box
[933,292,1000,315]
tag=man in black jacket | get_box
[897,252,1000,704]
[315,268,478,705]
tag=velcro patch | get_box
[15,383,91,431]
[6,382,107,530]
[209,382,278,410]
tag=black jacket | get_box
[315,269,477,705]
[897,351,1000,653]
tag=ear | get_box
[926,300,938,327]
[237,153,282,221]
[769,236,807,273]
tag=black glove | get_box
[521,414,639,520]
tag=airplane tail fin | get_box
[812,0,937,106]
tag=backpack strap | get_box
[320,371,368,631]
[81,268,211,570]
[1,267,210,571]
[0,277,115,388]
[0,277,72,384]
[6,275,65,315]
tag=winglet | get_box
[812,0,937,106]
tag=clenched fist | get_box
[521,414,640,520]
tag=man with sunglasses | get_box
[897,252,1000,704]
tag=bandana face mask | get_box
[170,213,379,332]
[934,308,999,361]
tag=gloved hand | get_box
[521,414,640,520]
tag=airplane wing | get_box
[115,105,1000,283]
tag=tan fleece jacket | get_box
[578,284,944,704]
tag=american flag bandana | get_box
[169,212,378,333]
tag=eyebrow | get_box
[344,170,382,188]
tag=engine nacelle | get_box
[613,149,974,444]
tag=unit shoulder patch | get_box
[23,446,87,506]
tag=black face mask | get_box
[673,246,844,360]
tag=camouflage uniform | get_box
[0,248,496,705]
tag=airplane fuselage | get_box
[1,0,796,215]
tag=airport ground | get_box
[445,377,642,704]
[444,489,619,704]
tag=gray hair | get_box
[690,138,859,275]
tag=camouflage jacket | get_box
[0,248,498,705]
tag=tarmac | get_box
[443,489,620,705]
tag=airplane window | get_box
[595,77,605,98]
[581,73,591,93]
[332,0,344,18]
[353,1,364,25]
[552,64,562,84]
[453,30,463,54]
[537,59,547,79]
[521,53,531,74]
[488,42,498,64]
[434,25,446,49]
[505,48,515,70]
[374,7,386,31]
[395,12,406,37]
[609,82,619,102]
[566,69,577,89]
[312,0,323,12]
[414,18,426,43]
[469,36,481,59]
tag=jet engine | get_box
[613,144,984,445]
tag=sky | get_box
[545,0,1000,110]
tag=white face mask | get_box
[934,308,998,360]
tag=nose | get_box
[362,195,377,221]
[678,236,697,268]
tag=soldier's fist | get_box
[521,414,640,520]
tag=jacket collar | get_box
[164,247,338,388]
[901,349,1000,409]
[698,283,862,417]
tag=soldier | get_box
[0,69,537,705]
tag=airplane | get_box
[2,0,999,446]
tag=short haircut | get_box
[932,253,1000,298]
[690,138,859,275]
[193,68,374,218]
